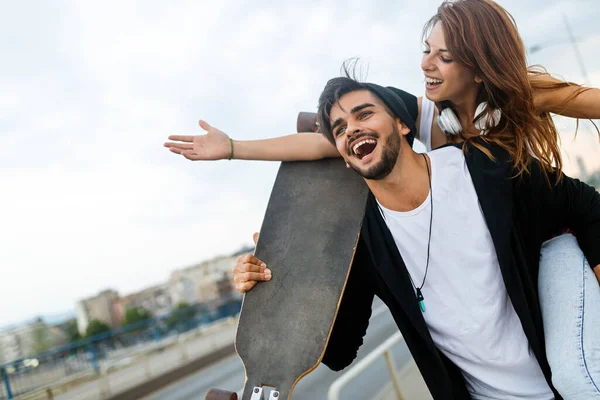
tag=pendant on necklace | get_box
[416,288,426,312]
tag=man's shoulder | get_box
[433,139,515,187]
[427,143,463,157]
[427,145,465,172]
[467,138,511,160]
[435,138,509,158]
[455,139,512,172]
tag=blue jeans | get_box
[539,234,600,399]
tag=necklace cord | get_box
[407,153,433,293]
[420,153,433,290]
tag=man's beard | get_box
[348,124,401,180]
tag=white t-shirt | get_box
[377,146,553,399]
[419,96,436,151]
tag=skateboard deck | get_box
[206,112,369,400]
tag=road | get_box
[143,300,415,400]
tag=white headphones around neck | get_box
[437,101,502,136]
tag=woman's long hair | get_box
[424,0,590,179]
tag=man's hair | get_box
[317,76,364,144]
[317,70,415,147]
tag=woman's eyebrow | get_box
[424,40,448,52]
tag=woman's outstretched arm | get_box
[530,73,600,119]
[165,120,340,162]
[425,73,600,151]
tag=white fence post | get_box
[178,335,189,362]
[143,355,152,380]
[99,366,111,399]
[383,350,404,400]
[327,332,404,400]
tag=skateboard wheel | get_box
[205,388,238,400]
[297,112,319,133]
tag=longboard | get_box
[206,112,369,400]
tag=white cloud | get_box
[1,0,599,327]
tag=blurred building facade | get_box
[73,249,248,336]
[0,318,67,363]
[75,289,120,336]
[168,254,241,307]
[113,284,173,323]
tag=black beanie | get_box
[362,83,416,147]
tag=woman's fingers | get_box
[167,135,194,142]
[164,142,193,150]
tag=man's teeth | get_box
[353,139,376,154]
[426,77,443,84]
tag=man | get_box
[233,76,600,399]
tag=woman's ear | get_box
[474,75,483,84]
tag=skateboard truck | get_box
[249,387,280,400]
[205,386,280,400]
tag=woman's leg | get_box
[539,233,600,399]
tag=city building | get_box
[0,318,67,363]
[75,289,120,336]
[113,284,173,323]
[71,248,250,337]
[168,252,244,307]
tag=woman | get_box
[166,1,600,398]
[417,10,600,398]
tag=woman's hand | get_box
[165,120,231,161]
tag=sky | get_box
[1,0,599,328]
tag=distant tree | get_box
[577,156,599,190]
[66,320,81,342]
[31,325,52,354]
[85,320,111,338]
[174,302,196,317]
[123,307,152,327]
[586,171,600,189]
[165,302,197,331]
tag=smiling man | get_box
[242,76,600,399]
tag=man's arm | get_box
[322,241,376,371]
[524,161,600,282]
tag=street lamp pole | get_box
[562,12,590,85]
[528,13,591,85]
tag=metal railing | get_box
[0,297,242,400]
[327,332,405,400]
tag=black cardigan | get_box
[322,141,600,399]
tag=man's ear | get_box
[395,120,411,137]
